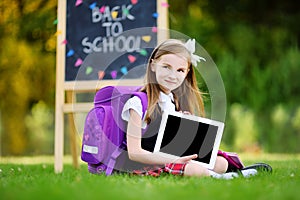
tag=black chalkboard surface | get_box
[65,0,157,81]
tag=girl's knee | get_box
[213,156,228,174]
[184,163,209,177]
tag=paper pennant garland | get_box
[131,0,138,5]
[100,6,106,13]
[89,2,97,10]
[161,2,169,7]
[139,49,148,56]
[75,0,83,7]
[128,55,136,63]
[123,8,129,16]
[98,71,105,80]
[61,39,68,45]
[74,58,83,67]
[120,66,128,75]
[86,66,93,75]
[55,30,62,36]
[142,35,151,43]
[152,12,159,18]
[111,11,118,19]
[67,49,75,57]
[53,19,58,25]
[110,70,117,79]
[152,26,158,33]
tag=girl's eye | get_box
[178,69,186,73]
[162,65,170,69]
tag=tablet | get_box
[153,111,224,169]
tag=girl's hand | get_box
[175,154,198,163]
[183,111,191,115]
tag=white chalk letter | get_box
[92,7,101,23]
[82,37,93,54]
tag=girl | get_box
[120,39,256,178]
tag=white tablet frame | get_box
[153,111,224,169]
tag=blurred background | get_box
[0,0,299,157]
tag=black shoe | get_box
[242,163,272,173]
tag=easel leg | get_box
[66,91,79,169]
[54,0,66,173]
[54,105,64,173]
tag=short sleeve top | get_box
[121,91,175,128]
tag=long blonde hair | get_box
[141,39,205,124]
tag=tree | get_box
[0,0,56,155]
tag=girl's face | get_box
[151,54,189,94]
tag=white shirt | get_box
[121,91,175,128]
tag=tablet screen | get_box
[154,112,224,169]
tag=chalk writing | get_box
[65,0,157,81]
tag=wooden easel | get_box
[54,0,169,173]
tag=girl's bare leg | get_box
[184,162,210,177]
[213,156,228,174]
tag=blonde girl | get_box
[120,39,256,178]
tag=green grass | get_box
[0,157,299,200]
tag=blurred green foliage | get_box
[25,101,54,154]
[0,1,56,155]
[0,0,299,155]
[170,0,300,153]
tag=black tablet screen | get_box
[160,115,219,164]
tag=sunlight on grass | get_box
[0,155,79,165]
[0,155,299,200]
[1,153,299,165]
[239,153,300,161]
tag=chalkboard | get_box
[65,0,158,81]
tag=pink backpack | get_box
[218,150,245,170]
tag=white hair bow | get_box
[184,39,206,66]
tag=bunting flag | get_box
[152,12,159,18]
[131,0,138,5]
[139,49,148,56]
[53,19,58,25]
[86,66,93,75]
[128,55,137,63]
[99,5,106,13]
[120,66,128,75]
[74,58,83,67]
[55,30,62,36]
[89,2,97,10]
[61,39,68,45]
[161,2,169,7]
[75,0,83,7]
[152,26,158,33]
[142,35,151,43]
[98,71,105,80]
[110,70,118,79]
[111,11,118,19]
[67,49,75,57]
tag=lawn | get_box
[0,155,299,200]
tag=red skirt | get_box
[132,163,187,177]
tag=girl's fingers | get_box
[181,154,198,162]
[182,111,191,115]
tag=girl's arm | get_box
[126,109,197,165]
